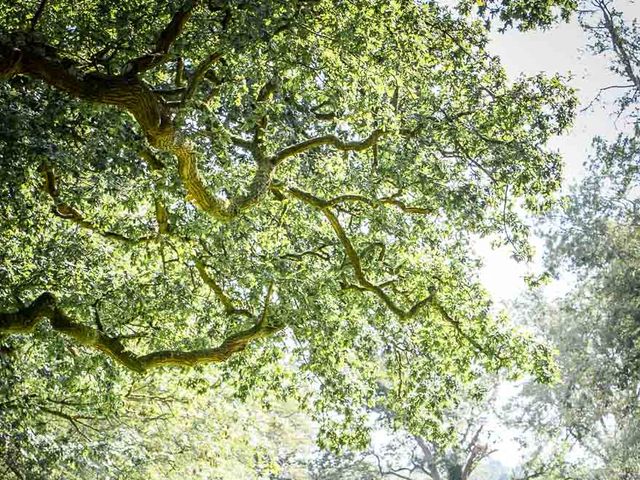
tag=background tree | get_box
[505,3,640,478]
[262,382,506,480]
[0,0,576,476]
[370,386,501,480]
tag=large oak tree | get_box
[0,0,575,471]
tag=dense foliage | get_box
[0,0,579,478]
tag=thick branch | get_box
[176,139,276,219]
[0,32,169,135]
[0,292,144,372]
[138,147,166,171]
[137,320,282,369]
[0,292,282,373]
[271,129,384,165]
[0,33,269,222]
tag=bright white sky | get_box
[475,2,637,469]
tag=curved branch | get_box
[137,320,282,369]
[0,33,169,133]
[0,292,283,373]
[126,1,202,74]
[278,184,431,320]
[0,292,144,372]
[180,51,223,106]
[279,182,493,357]
[175,139,276,219]
[271,129,384,165]
[0,33,270,222]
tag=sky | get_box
[475,2,637,469]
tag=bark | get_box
[414,435,442,480]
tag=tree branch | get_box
[280,244,332,261]
[253,77,280,152]
[414,435,442,480]
[0,34,269,222]
[0,292,283,373]
[461,426,486,480]
[180,50,223,106]
[176,139,276,219]
[597,0,640,90]
[270,129,384,165]
[0,33,169,133]
[39,406,93,441]
[278,182,493,357]
[29,0,48,32]
[277,183,432,320]
[125,1,202,74]
[39,163,155,244]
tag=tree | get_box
[507,261,640,479]
[0,1,573,473]
[266,383,506,480]
[516,147,640,480]
[370,388,501,480]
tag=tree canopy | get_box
[0,0,576,470]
